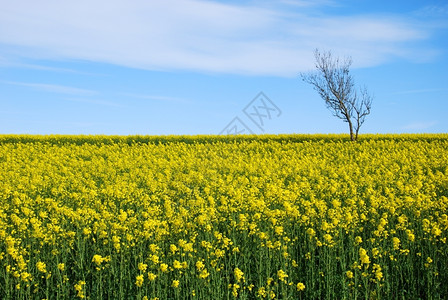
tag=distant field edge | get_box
[0,133,447,145]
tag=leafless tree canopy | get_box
[301,49,373,141]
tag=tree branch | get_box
[301,49,373,141]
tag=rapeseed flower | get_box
[296,282,305,291]
[171,280,180,288]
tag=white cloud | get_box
[402,121,437,130]
[0,0,434,76]
[64,97,125,108]
[415,4,448,18]
[122,93,190,103]
[1,80,97,96]
[0,59,108,76]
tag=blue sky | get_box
[1,0,447,135]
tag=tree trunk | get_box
[348,120,355,141]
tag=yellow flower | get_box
[21,272,32,282]
[214,249,225,258]
[147,272,157,281]
[432,226,442,237]
[323,233,333,243]
[372,248,380,258]
[83,228,91,236]
[173,260,182,269]
[74,280,86,298]
[232,283,240,298]
[199,269,210,279]
[234,267,244,283]
[275,226,284,235]
[346,271,354,279]
[170,244,178,254]
[392,237,400,250]
[277,269,288,282]
[359,248,370,265]
[150,255,159,264]
[135,274,144,287]
[406,230,415,242]
[373,264,383,281]
[92,255,105,266]
[36,261,47,273]
[138,263,148,272]
[171,280,180,288]
[160,263,168,272]
[306,228,315,237]
[149,244,159,253]
[196,261,205,271]
[257,287,267,298]
[296,282,305,291]
[58,263,65,272]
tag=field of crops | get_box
[0,134,447,299]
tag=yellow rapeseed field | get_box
[0,134,447,299]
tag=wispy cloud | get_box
[0,60,108,76]
[123,93,190,103]
[277,0,334,7]
[402,121,437,131]
[1,80,97,96]
[1,81,123,107]
[0,0,436,76]
[414,4,448,18]
[64,97,125,108]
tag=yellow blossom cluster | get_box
[0,134,447,299]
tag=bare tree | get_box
[301,49,373,141]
